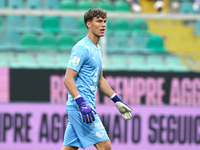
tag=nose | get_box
[102,22,106,27]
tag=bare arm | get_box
[98,71,115,98]
[98,71,133,120]
[64,68,80,98]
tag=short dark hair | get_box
[84,8,107,28]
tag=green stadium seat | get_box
[0,52,15,63]
[6,16,22,31]
[56,53,70,69]
[0,52,7,60]
[21,33,39,50]
[36,53,57,69]
[24,16,41,32]
[165,56,189,72]
[195,20,200,35]
[77,0,93,10]
[196,4,200,13]
[27,0,41,9]
[42,16,60,33]
[5,32,21,51]
[96,0,113,11]
[104,55,127,70]
[113,1,130,12]
[15,53,38,68]
[8,53,23,68]
[131,18,148,32]
[127,55,149,71]
[0,53,8,64]
[45,0,59,9]
[179,1,194,14]
[0,61,8,67]
[113,18,130,33]
[0,17,2,29]
[78,17,87,34]
[8,0,23,9]
[105,19,113,34]
[58,35,75,51]
[0,0,5,8]
[131,32,150,54]
[107,33,129,54]
[0,34,3,51]
[40,34,57,50]
[60,0,76,10]
[75,34,86,43]
[60,17,77,33]
[146,55,169,71]
[147,34,168,53]
[0,53,18,67]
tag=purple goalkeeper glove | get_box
[75,97,97,124]
[111,94,132,120]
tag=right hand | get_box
[75,97,96,124]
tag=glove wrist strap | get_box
[74,95,82,100]
[111,94,121,103]
[75,96,85,105]
[110,93,116,99]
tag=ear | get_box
[86,21,91,28]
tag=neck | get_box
[87,32,100,47]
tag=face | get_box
[87,17,107,38]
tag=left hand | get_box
[111,94,132,120]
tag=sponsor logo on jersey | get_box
[96,131,104,138]
[90,122,104,130]
[72,56,80,66]
[90,86,97,91]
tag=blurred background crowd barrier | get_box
[0,0,200,150]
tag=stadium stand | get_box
[24,16,41,32]
[77,0,94,10]
[5,32,21,51]
[56,52,70,69]
[6,15,22,31]
[8,0,23,9]
[131,32,150,53]
[40,33,57,50]
[195,20,200,35]
[0,0,199,72]
[36,52,57,69]
[57,34,75,51]
[179,0,194,14]
[15,52,37,68]
[96,0,113,11]
[0,0,5,8]
[27,0,41,9]
[113,18,130,34]
[60,16,77,33]
[146,34,168,53]
[113,0,130,12]
[131,18,148,32]
[44,0,59,10]
[60,0,76,10]
[42,16,60,33]
[21,33,39,50]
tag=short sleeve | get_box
[67,45,88,72]
[99,47,103,71]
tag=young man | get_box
[61,9,132,150]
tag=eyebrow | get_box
[96,18,107,22]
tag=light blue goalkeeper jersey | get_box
[66,36,103,110]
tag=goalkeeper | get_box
[61,8,132,150]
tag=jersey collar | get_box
[86,36,99,48]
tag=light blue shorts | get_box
[63,105,109,149]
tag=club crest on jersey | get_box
[72,56,80,66]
